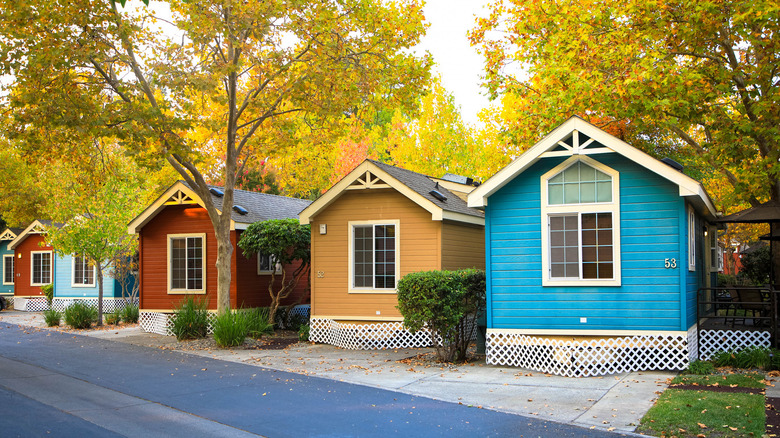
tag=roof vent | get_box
[441,173,474,186]
[232,205,248,215]
[661,158,684,172]
[209,188,224,197]
[429,182,447,202]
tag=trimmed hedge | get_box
[397,269,486,362]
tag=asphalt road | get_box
[0,322,629,437]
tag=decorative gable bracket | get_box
[164,190,197,205]
[540,130,614,158]
[346,171,391,190]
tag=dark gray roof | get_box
[368,160,484,218]
[184,182,312,224]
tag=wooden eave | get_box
[8,220,49,250]
[0,228,18,241]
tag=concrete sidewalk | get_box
[0,310,670,434]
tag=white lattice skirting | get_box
[14,297,138,313]
[310,318,438,350]
[697,329,771,361]
[687,325,699,363]
[486,331,691,377]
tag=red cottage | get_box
[127,181,312,334]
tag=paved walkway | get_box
[0,311,669,435]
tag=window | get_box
[688,206,696,271]
[167,234,205,293]
[257,251,280,275]
[349,221,399,292]
[72,255,95,287]
[31,251,52,286]
[541,156,621,286]
[3,254,14,285]
[709,228,719,272]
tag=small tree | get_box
[396,269,486,362]
[237,219,311,325]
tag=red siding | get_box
[138,205,310,311]
[14,234,53,297]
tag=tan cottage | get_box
[299,160,485,349]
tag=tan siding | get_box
[310,189,441,320]
[441,221,485,270]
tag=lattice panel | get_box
[486,332,690,377]
[139,312,174,336]
[697,329,771,361]
[139,311,217,336]
[21,298,50,312]
[310,318,438,350]
[51,298,139,313]
[687,326,699,362]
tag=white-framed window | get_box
[708,228,719,273]
[167,233,206,293]
[348,220,400,293]
[31,250,52,286]
[72,255,96,287]
[540,156,621,286]
[257,251,281,275]
[688,206,696,271]
[3,254,14,285]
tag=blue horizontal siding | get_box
[486,153,687,332]
[0,241,13,295]
[54,255,123,299]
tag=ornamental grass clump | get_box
[120,303,139,324]
[243,307,274,339]
[170,297,209,340]
[105,310,121,325]
[43,308,62,327]
[64,301,98,329]
[212,311,249,348]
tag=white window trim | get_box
[347,220,400,294]
[257,252,282,275]
[688,206,696,272]
[167,233,206,294]
[71,255,96,288]
[708,228,719,273]
[30,250,53,287]
[540,156,621,287]
[3,254,14,285]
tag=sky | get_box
[415,0,493,126]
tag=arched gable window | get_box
[540,156,621,286]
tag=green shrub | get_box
[64,301,98,329]
[212,311,249,348]
[711,346,775,369]
[299,324,310,341]
[120,304,139,323]
[43,309,61,327]
[683,360,714,375]
[170,297,210,340]
[243,307,274,339]
[41,284,54,306]
[396,269,486,362]
[105,310,121,325]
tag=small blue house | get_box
[1,227,22,306]
[468,116,719,376]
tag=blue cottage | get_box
[468,117,719,376]
[1,227,22,307]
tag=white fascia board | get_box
[127,182,204,234]
[299,161,374,225]
[8,220,46,250]
[440,211,485,226]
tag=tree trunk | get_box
[97,265,104,327]
[215,224,233,315]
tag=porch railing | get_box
[697,285,779,348]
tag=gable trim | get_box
[127,181,237,234]
[8,220,51,250]
[467,117,717,218]
[300,161,483,226]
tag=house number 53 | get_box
[664,258,677,269]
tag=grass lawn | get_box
[671,372,766,389]
[637,389,764,437]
